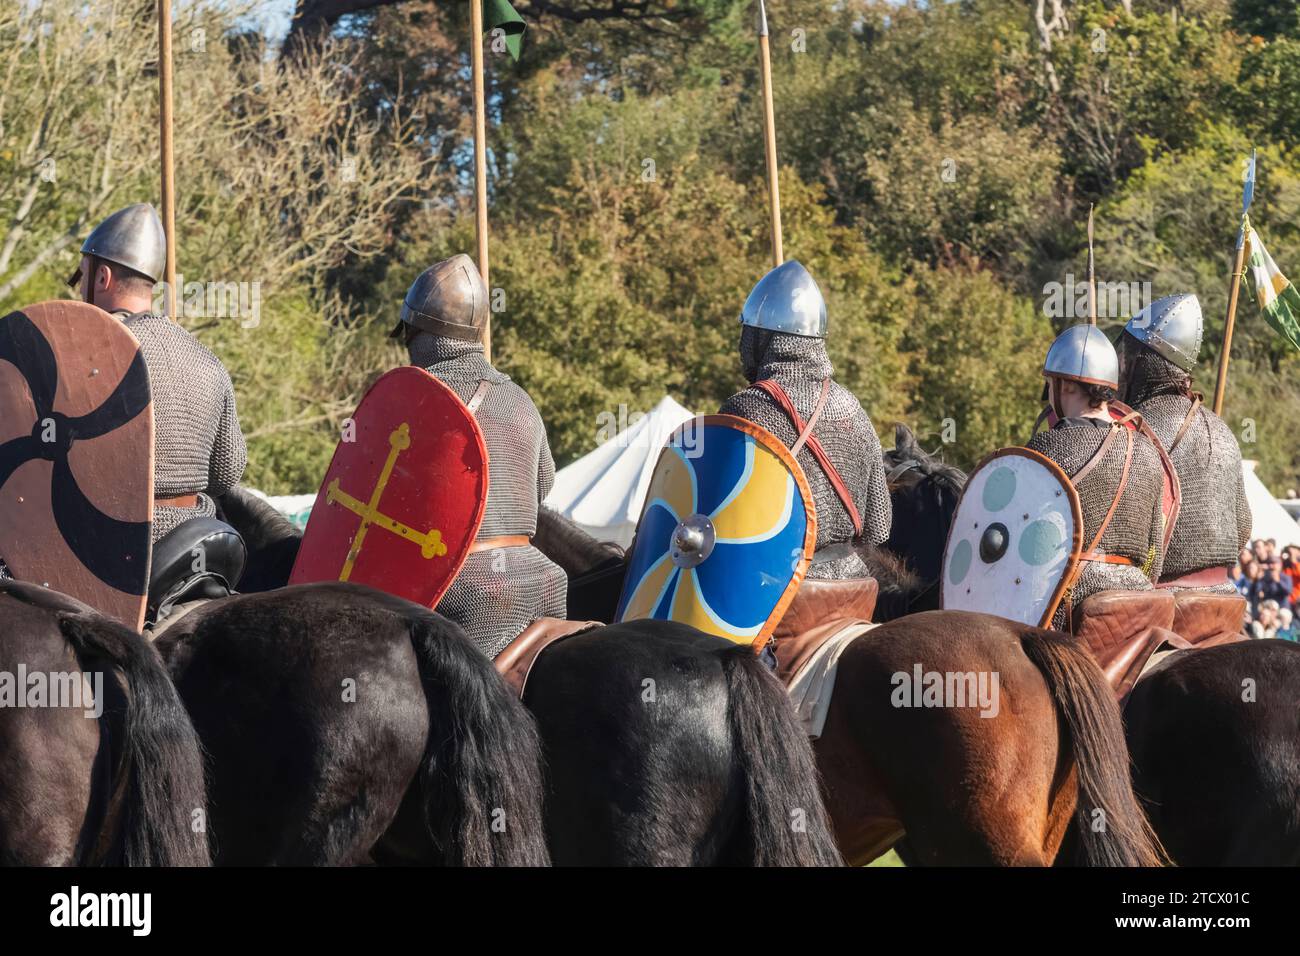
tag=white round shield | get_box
[941,448,1083,628]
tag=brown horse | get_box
[542,426,1166,866]
[0,581,209,866]
[877,426,1300,866]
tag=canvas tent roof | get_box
[1243,460,1300,549]
[544,395,695,548]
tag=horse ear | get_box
[893,422,918,457]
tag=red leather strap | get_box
[1079,552,1137,566]
[752,379,863,538]
[1078,424,1135,558]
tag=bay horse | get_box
[0,581,209,866]
[876,426,1300,866]
[198,489,842,866]
[536,426,1166,866]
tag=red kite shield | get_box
[289,367,487,608]
[0,301,154,631]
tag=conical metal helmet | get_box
[1123,293,1203,371]
[740,260,828,338]
[80,203,167,282]
[1043,324,1119,389]
[399,254,489,342]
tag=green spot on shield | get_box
[1019,519,1063,566]
[982,466,1016,513]
[948,538,972,585]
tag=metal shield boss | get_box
[615,414,816,650]
[289,366,488,609]
[941,448,1083,628]
[0,301,154,630]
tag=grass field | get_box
[868,850,903,867]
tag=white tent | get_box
[1243,460,1300,548]
[544,395,695,547]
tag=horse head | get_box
[878,423,967,614]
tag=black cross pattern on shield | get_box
[0,309,151,592]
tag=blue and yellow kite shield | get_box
[615,415,816,650]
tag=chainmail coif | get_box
[718,326,892,579]
[1027,417,1166,630]
[409,332,566,658]
[1119,332,1249,590]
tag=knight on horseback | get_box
[1118,294,1250,595]
[0,204,249,620]
[1027,325,1167,629]
[70,204,248,543]
[719,261,892,580]
[394,254,567,657]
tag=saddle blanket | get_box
[786,620,876,739]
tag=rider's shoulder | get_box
[125,312,232,380]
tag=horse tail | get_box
[59,613,210,867]
[719,645,843,866]
[1019,630,1169,867]
[407,614,551,866]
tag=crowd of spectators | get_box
[1233,539,1300,640]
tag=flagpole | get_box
[157,0,177,319]
[1212,149,1256,416]
[1087,204,1097,326]
[757,0,783,268]
[470,0,491,361]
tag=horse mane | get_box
[215,486,303,592]
[884,422,967,496]
[856,544,921,597]
[216,486,302,550]
[535,506,624,577]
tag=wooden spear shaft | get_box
[158,0,177,319]
[1213,150,1256,416]
[1087,204,1097,325]
[470,0,491,361]
[757,0,783,268]
[1212,226,1247,416]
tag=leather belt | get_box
[470,534,530,554]
[156,494,199,508]
[1157,566,1231,589]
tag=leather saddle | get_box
[1169,591,1249,648]
[493,617,603,698]
[147,517,247,626]
[769,576,878,686]
[1070,590,1190,701]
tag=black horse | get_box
[1124,639,1300,865]
[0,581,209,866]
[154,582,551,865]
[204,489,842,866]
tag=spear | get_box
[470,0,491,360]
[1087,203,1097,325]
[158,0,177,318]
[757,0,783,268]
[1212,149,1256,416]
